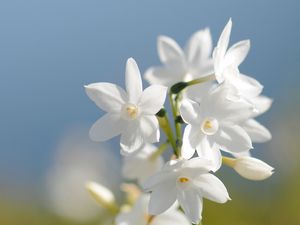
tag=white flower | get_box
[145,28,213,87]
[180,85,254,171]
[116,194,190,225]
[233,157,274,180]
[122,144,164,184]
[85,58,168,154]
[213,19,263,99]
[143,158,230,224]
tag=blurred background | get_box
[0,0,299,224]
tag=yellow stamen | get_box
[126,105,138,119]
[203,120,213,129]
[179,177,189,183]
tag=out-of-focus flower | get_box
[180,85,253,170]
[122,144,164,185]
[145,28,213,87]
[143,158,230,224]
[116,194,190,225]
[85,58,167,154]
[45,129,121,222]
[223,156,274,180]
[86,181,118,214]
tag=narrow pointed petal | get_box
[225,40,250,67]
[251,95,273,116]
[196,137,222,172]
[217,18,232,57]
[158,35,185,65]
[120,122,144,154]
[180,99,201,125]
[148,181,177,215]
[139,115,160,143]
[177,189,203,224]
[185,28,213,64]
[138,85,168,114]
[194,173,230,203]
[241,119,272,143]
[89,113,124,142]
[144,66,183,86]
[182,125,196,159]
[234,74,263,98]
[125,58,143,103]
[85,83,127,112]
[215,125,253,152]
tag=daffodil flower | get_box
[180,85,254,171]
[145,28,213,88]
[143,158,230,224]
[85,58,168,154]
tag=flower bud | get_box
[233,157,274,181]
[86,181,118,214]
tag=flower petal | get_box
[182,125,196,159]
[241,119,272,143]
[139,115,160,143]
[215,125,253,153]
[193,173,230,203]
[125,58,143,103]
[185,28,212,65]
[120,122,144,154]
[196,136,222,172]
[233,74,263,98]
[225,40,250,67]
[180,99,202,125]
[251,95,273,116]
[216,18,232,57]
[148,180,177,215]
[138,85,168,114]
[177,189,203,224]
[85,83,127,112]
[158,35,185,65]
[89,113,124,141]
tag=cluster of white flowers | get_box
[84,19,274,225]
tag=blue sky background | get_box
[0,0,299,193]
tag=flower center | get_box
[122,103,139,120]
[201,117,219,135]
[178,177,189,183]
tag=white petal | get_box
[158,35,185,65]
[89,113,124,141]
[125,58,143,103]
[139,116,160,143]
[139,85,168,115]
[241,119,272,143]
[152,209,190,225]
[193,174,230,203]
[182,125,196,159]
[148,180,177,215]
[120,122,144,154]
[179,99,201,125]
[217,18,232,57]
[177,189,203,224]
[85,83,127,112]
[215,125,253,153]
[185,28,212,64]
[233,74,263,98]
[225,40,250,67]
[196,136,222,172]
[144,66,183,86]
[251,95,273,116]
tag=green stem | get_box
[187,74,215,86]
[149,141,170,161]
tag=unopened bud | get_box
[86,181,118,214]
[233,157,274,181]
